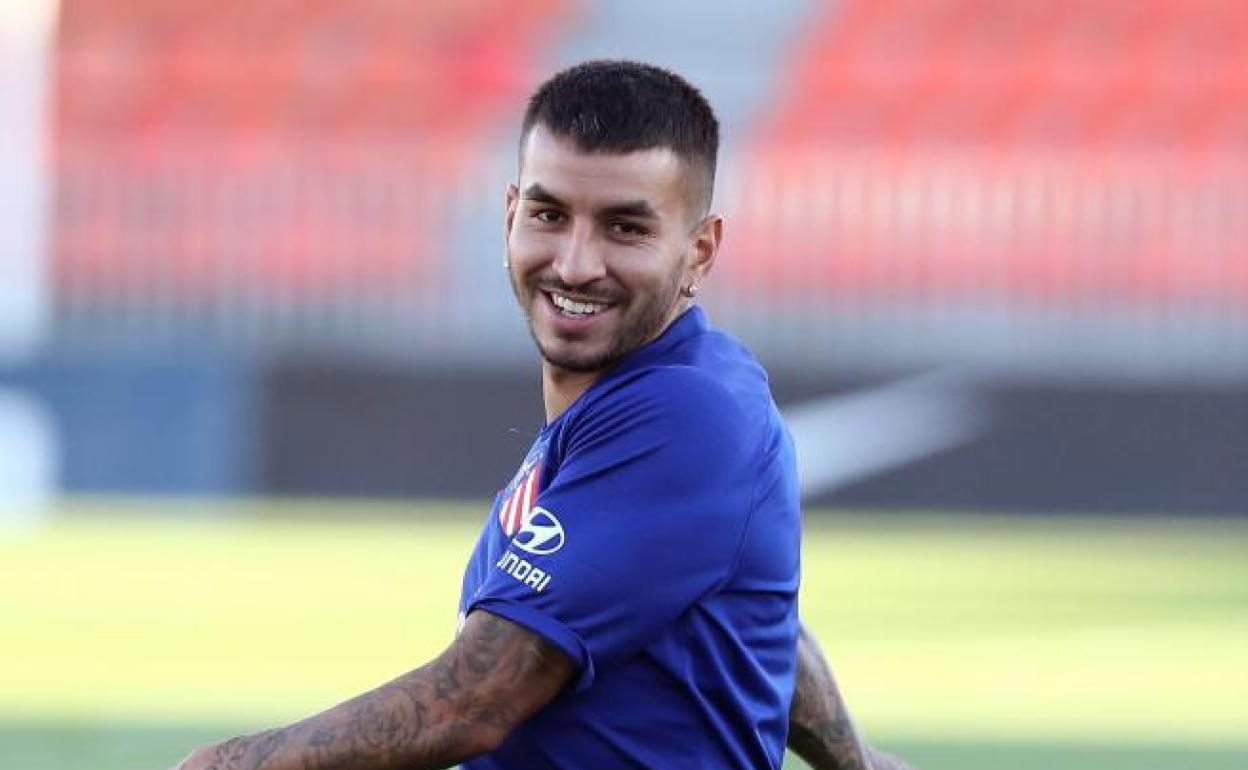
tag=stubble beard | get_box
[511,265,685,374]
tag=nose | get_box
[551,223,607,287]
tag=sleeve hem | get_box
[467,597,597,694]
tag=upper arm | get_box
[433,609,575,751]
[788,621,871,769]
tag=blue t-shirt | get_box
[459,306,801,769]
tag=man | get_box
[175,61,913,770]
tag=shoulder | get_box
[560,365,756,465]
[592,364,747,428]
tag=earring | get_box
[503,259,510,268]
[682,284,699,298]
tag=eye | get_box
[531,209,565,224]
[609,221,649,237]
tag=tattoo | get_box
[189,611,573,770]
[252,731,288,767]
[203,738,248,770]
[787,622,869,770]
[788,623,917,770]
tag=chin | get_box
[538,343,615,374]
[531,328,618,372]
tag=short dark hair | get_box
[520,60,720,213]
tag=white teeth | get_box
[551,293,607,316]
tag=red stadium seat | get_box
[53,0,577,311]
[732,0,1248,309]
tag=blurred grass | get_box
[1,498,1246,769]
[5,723,1248,770]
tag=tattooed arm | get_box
[788,622,917,770]
[172,610,574,770]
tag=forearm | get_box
[181,651,501,770]
[176,611,572,770]
[788,622,917,770]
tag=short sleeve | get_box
[467,367,757,691]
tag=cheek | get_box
[613,250,682,293]
[507,228,554,271]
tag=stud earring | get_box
[682,284,699,298]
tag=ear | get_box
[685,213,723,288]
[504,183,520,243]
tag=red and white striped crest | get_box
[498,462,542,537]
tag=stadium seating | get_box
[48,0,1246,352]
[729,0,1247,306]
[53,0,577,312]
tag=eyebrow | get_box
[600,200,659,220]
[521,183,660,221]
[521,183,565,207]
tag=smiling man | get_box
[174,61,912,770]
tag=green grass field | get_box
[2,499,1245,769]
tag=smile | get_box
[547,291,612,317]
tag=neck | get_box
[542,363,599,424]
[540,299,696,424]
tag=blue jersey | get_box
[458,307,801,769]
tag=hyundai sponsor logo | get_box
[513,506,565,555]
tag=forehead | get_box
[518,126,689,214]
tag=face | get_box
[505,126,720,374]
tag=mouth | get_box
[542,290,616,319]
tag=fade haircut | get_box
[520,60,720,215]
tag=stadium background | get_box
[1,1,1245,768]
